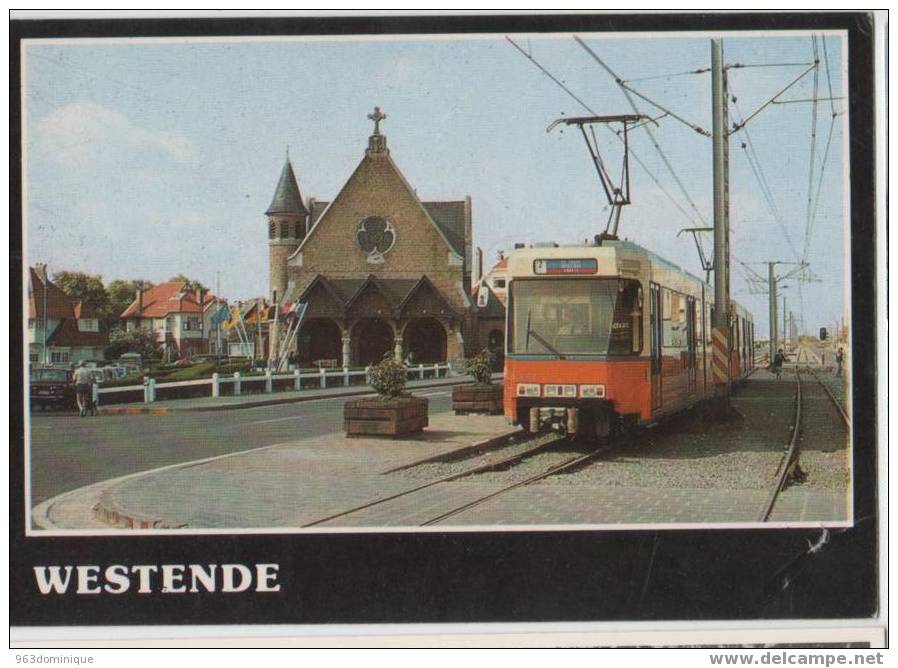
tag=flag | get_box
[222,304,241,330]
[210,304,230,326]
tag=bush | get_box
[105,328,161,360]
[464,349,495,385]
[368,353,407,398]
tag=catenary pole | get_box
[769,261,778,362]
[711,39,731,391]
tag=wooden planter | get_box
[344,396,428,437]
[452,383,504,415]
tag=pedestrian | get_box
[772,348,785,380]
[836,347,844,377]
[72,361,93,417]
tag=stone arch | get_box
[352,318,396,367]
[403,317,448,364]
[297,317,343,368]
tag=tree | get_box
[169,274,208,293]
[51,271,109,313]
[105,327,161,360]
[107,279,155,318]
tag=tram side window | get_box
[608,281,643,355]
[661,288,688,355]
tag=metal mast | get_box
[711,39,731,391]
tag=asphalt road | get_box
[27,387,455,506]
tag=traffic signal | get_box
[819,327,828,341]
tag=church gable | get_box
[297,276,345,319]
[344,277,396,318]
[399,276,457,319]
[289,124,461,278]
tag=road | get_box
[28,387,454,506]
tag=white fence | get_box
[93,363,455,405]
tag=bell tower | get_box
[267,149,309,301]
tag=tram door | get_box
[686,296,697,395]
[649,283,662,411]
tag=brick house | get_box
[28,264,109,365]
[119,282,222,359]
[266,108,503,368]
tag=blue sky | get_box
[23,32,848,335]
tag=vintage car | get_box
[30,367,76,411]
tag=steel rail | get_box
[807,367,850,427]
[759,370,803,521]
[301,432,564,527]
[420,446,609,526]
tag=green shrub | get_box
[464,349,495,385]
[368,353,407,398]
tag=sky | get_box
[22,30,848,336]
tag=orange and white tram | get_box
[504,240,755,438]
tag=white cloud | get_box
[34,102,197,166]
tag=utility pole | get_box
[768,261,778,361]
[711,39,731,394]
[782,295,787,347]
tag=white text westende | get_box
[32,563,281,594]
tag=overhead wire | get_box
[573,35,709,226]
[505,35,699,227]
[729,62,817,133]
[621,68,709,83]
[802,36,821,262]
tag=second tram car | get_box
[504,240,754,438]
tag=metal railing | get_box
[92,363,455,405]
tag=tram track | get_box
[759,369,804,521]
[759,366,848,521]
[302,431,566,527]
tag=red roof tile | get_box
[28,268,75,320]
[120,282,220,319]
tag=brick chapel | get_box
[265,108,505,368]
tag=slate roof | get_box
[266,159,309,216]
[120,282,219,319]
[300,275,455,315]
[472,284,506,318]
[308,200,329,228]
[422,201,466,259]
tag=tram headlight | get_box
[579,384,606,398]
[516,383,541,397]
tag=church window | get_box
[269,221,276,238]
[280,221,289,238]
[357,217,396,262]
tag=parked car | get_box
[30,367,75,411]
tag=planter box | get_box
[344,396,428,437]
[452,383,503,415]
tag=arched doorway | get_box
[353,318,394,367]
[297,318,342,368]
[404,317,447,364]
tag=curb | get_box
[92,495,185,530]
[96,376,501,415]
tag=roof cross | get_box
[368,106,387,136]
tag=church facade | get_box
[266,109,503,369]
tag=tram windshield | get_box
[508,278,643,357]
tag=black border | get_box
[10,12,879,627]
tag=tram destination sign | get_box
[534,258,599,275]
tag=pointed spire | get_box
[266,154,309,216]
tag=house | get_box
[119,282,223,359]
[28,264,109,365]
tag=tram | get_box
[504,240,755,438]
